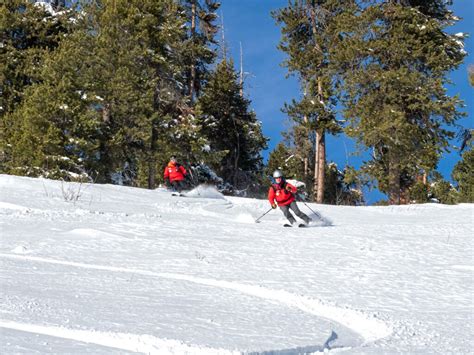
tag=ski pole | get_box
[302,201,322,219]
[255,207,273,223]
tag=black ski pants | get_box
[170,180,185,193]
[280,201,311,225]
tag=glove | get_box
[285,185,292,192]
[271,203,277,209]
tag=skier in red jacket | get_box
[164,157,187,193]
[268,170,311,226]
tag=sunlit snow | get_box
[0,175,472,354]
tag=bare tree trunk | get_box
[233,131,240,187]
[220,10,227,61]
[308,2,327,203]
[98,103,112,183]
[313,131,320,201]
[149,71,162,189]
[316,77,326,203]
[316,130,325,203]
[239,42,244,97]
[102,103,110,123]
[98,140,110,184]
[189,0,197,101]
[148,125,158,189]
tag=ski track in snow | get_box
[0,252,392,352]
[0,320,239,355]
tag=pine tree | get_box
[452,136,473,203]
[146,0,222,189]
[71,0,152,183]
[196,59,267,192]
[1,0,78,176]
[266,142,305,182]
[2,0,224,186]
[1,0,197,184]
[134,0,222,188]
[324,163,364,205]
[427,171,458,204]
[266,142,364,205]
[273,0,347,203]
[331,0,466,204]
[180,0,220,101]
[67,0,191,187]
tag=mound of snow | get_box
[11,245,28,254]
[184,184,225,199]
[309,214,333,227]
[234,213,257,224]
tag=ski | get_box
[284,223,307,228]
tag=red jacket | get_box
[268,180,297,207]
[164,162,186,182]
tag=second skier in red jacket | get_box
[164,157,187,193]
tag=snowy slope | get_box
[0,174,472,354]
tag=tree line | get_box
[270,0,472,205]
[1,0,267,195]
[1,0,472,204]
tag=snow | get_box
[286,179,306,190]
[449,33,467,55]
[0,174,473,354]
[33,0,67,18]
[34,1,55,14]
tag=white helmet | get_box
[273,169,283,178]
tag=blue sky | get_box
[219,0,473,204]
